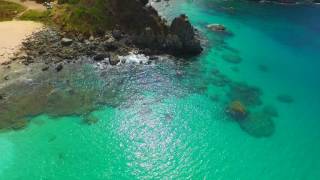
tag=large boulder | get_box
[168,14,203,55]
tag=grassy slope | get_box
[52,0,114,35]
[0,0,26,21]
[19,9,51,23]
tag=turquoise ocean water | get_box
[1,0,320,179]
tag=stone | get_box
[61,38,73,46]
[109,53,120,65]
[104,41,119,51]
[0,94,4,100]
[42,66,49,71]
[93,54,108,61]
[226,100,248,120]
[169,14,203,55]
[112,28,122,40]
[55,64,63,72]
[207,24,226,32]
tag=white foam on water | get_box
[119,52,149,64]
[0,138,14,176]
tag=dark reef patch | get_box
[277,94,294,103]
[227,82,262,107]
[238,111,275,138]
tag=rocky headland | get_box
[0,0,203,131]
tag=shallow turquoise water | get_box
[1,0,320,179]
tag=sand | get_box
[0,21,43,64]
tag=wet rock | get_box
[93,53,108,61]
[109,53,120,65]
[226,100,248,120]
[42,66,49,71]
[0,94,4,100]
[112,27,123,40]
[207,24,226,32]
[104,41,119,51]
[55,64,63,72]
[238,111,275,138]
[277,94,294,103]
[61,38,73,46]
[169,14,203,55]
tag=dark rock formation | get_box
[226,100,248,120]
[277,94,294,103]
[207,24,226,32]
[54,0,203,56]
[55,64,63,72]
[61,38,73,46]
[168,14,203,55]
[238,111,275,138]
[108,0,202,55]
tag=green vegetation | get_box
[52,0,114,35]
[19,10,51,23]
[0,0,26,21]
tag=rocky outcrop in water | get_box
[136,14,202,55]
[94,0,203,55]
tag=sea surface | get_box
[1,0,320,179]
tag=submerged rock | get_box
[239,111,275,138]
[226,100,248,120]
[228,82,262,106]
[207,24,226,32]
[61,38,73,46]
[277,94,294,103]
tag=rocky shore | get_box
[0,0,204,130]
